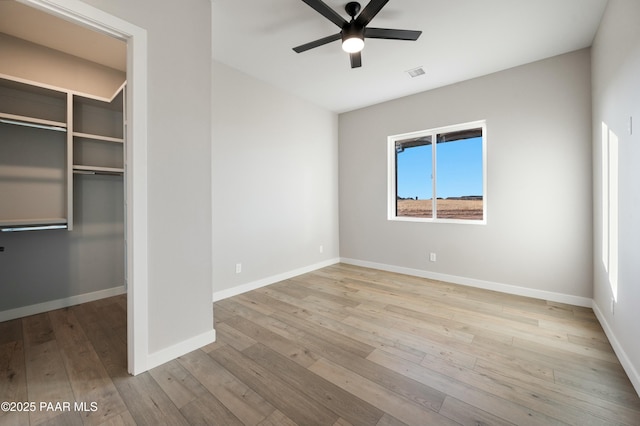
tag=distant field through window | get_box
[389,121,486,223]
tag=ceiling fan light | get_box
[342,36,364,53]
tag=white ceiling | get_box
[213,0,608,113]
[1,1,608,114]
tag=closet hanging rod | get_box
[73,170,123,176]
[1,224,68,232]
[0,117,67,132]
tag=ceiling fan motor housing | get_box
[342,21,364,42]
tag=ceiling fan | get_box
[293,0,422,68]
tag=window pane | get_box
[435,131,483,220]
[396,136,432,218]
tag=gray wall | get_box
[212,61,339,295]
[0,33,125,100]
[80,0,214,354]
[592,0,640,391]
[339,49,593,300]
[0,176,124,311]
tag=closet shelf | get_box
[73,165,124,175]
[0,112,67,132]
[73,131,124,143]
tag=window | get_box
[388,121,486,223]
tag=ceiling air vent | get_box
[406,66,426,78]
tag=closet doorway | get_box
[0,0,148,374]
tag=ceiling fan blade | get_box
[355,0,389,27]
[301,0,347,28]
[365,27,422,41]
[293,33,341,53]
[350,51,362,68]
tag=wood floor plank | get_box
[243,342,384,426]
[384,301,539,343]
[22,313,77,426]
[215,297,273,323]
[512,336,624,372]
[22,313,55,347]
[472,355,640,425]
[148,360,202,410]
[211,321,257,352]
[223,315,319,368]
[308,357,458,426]
[275,303,427,364]
[438,395,516,426]
[0,340,28,426]
[209,344,340,426]
[265,281,361,309]
[95,410,137,426]
[257,409,300,426]
[37,410,83,426]
[374,414,410,426]
[179,392,244,426]
[288,326,448,414]
[258,287,353,321]
[423,349,626,425]
[48,308,129,425]
[367,348,566,426]
[342,311,481,365]
[212,304,236,323]
[271,309,376,359]
[472,333,635,396]
[177,348,276,425]
[70,301,128,379]
[467,336,556,383]
[113,372,189,425]
[0,319,23,345]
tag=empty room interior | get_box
[1,0,639,424]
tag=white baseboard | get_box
[146,329,216,371]
[213,258,341,302]
[340,257,593,308]
[0,285,127,322]
[592,301,640,397]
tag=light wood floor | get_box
[2,264,640,425]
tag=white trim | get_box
[146,329,216,371]
[0,72,123,103]
[22,0,150,375]
[213,258,341,302]
[0,286,126,323]
[592,301,640,397]
[340,257,593,308]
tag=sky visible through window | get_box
[397,136,483,199]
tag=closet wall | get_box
[0,33,126,318]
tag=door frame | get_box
[20,0,150,375]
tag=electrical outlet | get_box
[429,252,437,262]
[319,245,324,254]
[235,263,242,274]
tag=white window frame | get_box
[387,120,487,224]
